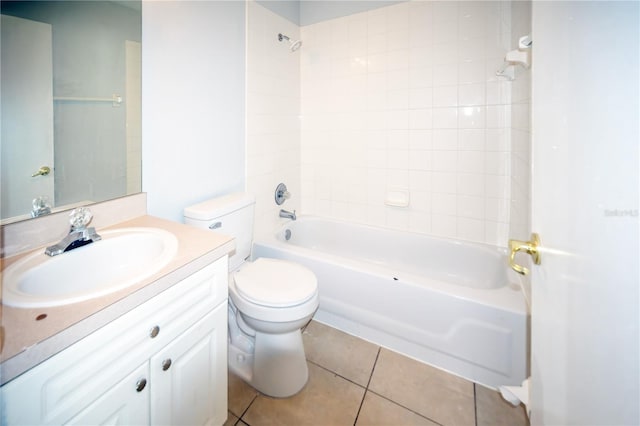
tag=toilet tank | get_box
[184,192,255,271]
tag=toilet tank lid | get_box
[184,192,256,221]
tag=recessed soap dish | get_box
[385,188,410,207]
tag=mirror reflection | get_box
[1,0,142,223]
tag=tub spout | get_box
[279,209,296,221]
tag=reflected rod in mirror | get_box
[0,1,142,223]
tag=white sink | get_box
[2,227,179,308]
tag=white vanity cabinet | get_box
[0,256,229,426]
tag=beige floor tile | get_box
[223,412,240,426]
[241,362,366,426]
[369,349,475,426]
[356,391,439,426]
[228,371,258,418]
[475,384,530,426]
[303,320,380,386]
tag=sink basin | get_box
[2,227,179,308]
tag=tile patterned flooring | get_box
[225,321,529,426]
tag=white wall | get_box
[508,1,532,304]
[508,1,531,243]
[142,0,246,223]
[245,1,301,238]
[300,1,521,246]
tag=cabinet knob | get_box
[149,325,160,338]
[162,358,172,371]
[136,378,147,392]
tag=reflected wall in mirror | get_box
[1,0,142,223]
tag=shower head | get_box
[278,33,302,52]
[290,39,302,52]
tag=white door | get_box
[1,14,54,220]
[529,2,639,425]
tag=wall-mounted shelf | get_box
[53,94,122,107]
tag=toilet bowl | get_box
[228,257,318,397]
[184,193,319,398]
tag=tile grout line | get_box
[236,392,259,426]
[352,346,381,426]
[474,383,478,426]
[306,358,367,389]
[365,388,446,426]
[367,390,445,426]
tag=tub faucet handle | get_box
[275,183,290,205]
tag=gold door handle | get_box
[32,166,51,177]
[508,233,541,275]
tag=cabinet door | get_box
[65,362,149,426]
[150,302,227,426]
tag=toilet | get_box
[184,192,318,398]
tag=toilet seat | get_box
[234,258,317,308]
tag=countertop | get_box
[0,215,234,385]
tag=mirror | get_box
[1,0,142,223]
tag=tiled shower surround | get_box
[246,1,531,246]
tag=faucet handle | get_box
[69,207,93,230]
[275,183,291,205]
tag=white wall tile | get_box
[459,83,486,106]
[458,151,486,174]
[458,195,485,219]
[367,9,387,36]
[409,66,433,88]
[409,129,433,150]
[432,41,459,64]
[409,211,432,233]
[387,88,409,109]
[433,85,459,107]
[433,129,458,150]
[433,63,459,86]
[296,0,530,247]
[408,149,432,171]
[433,151,458,172]
[409,170,432,192]
[409,87,433,109]
[432,171,458,194]
[246,1,301,237]
[388,70,410,90]
[432,18,458,44]
[457,217,485,242]
[457,173,485,196]
[458,106,486,129]
[459,129,485,150]
[409,108,433,129]
[459,61,486,84]
[432,192,457,215]
[433,107,459,128]
[431,214,457,237]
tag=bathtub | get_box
[252,216,528,389]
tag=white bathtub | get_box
[252,216,528,389]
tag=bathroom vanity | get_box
[0,211,234,425]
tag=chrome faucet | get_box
[45,207,102,256]
[279,209,296,221]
